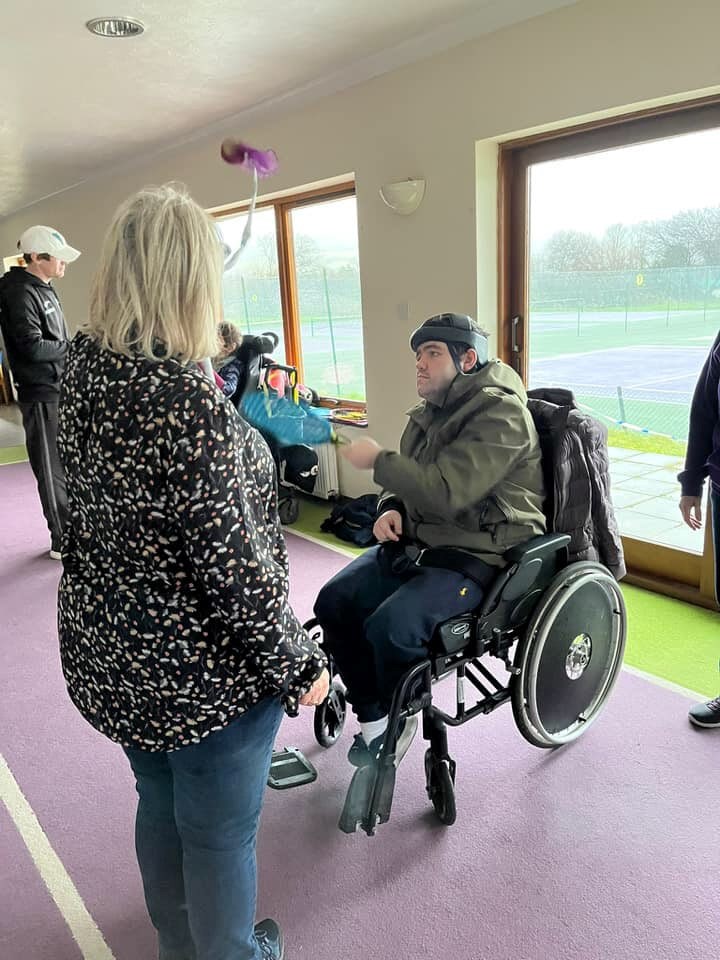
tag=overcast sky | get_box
[530,126,720,249]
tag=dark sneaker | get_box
[688,696,720,728]
[347,715,418,767]
[255,918,284,960]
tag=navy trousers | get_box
[314,544,489,722]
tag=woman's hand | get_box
[299,668,330,707]
[679,495,703,530]
[373,509,403,542]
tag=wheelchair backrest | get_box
[233,340,264,402]
[526,387,625,579]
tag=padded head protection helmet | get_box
[410,313,488,367]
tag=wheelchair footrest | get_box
[267,747,317,790]
[339,762,397,835]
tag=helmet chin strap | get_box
[449,345,482,375]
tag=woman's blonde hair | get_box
[85,183,222,362]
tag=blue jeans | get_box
[314,544,488,722]
[124,696,284,960]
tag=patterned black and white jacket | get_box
[57,333,325,752]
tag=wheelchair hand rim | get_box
[516,563,626,747]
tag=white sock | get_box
[360,716,388,746]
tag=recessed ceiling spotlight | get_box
[86,16,145,38]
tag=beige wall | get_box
[3,0,720,496]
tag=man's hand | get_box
[680,495,703,530]
[299,668,330,707]
[373,509,403,543]
[339,437,383,470]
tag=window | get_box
[499,96,720,607]
[216,207,286,359]
[215,184,366,404]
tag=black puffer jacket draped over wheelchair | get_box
[527,388,626,580]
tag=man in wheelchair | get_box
[314,313,547,777]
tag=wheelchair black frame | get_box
[359,625,523,835]
[336,532,574,835]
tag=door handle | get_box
[510,315,522,374]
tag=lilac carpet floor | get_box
[1,461,719,960]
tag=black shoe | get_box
[254,919,284,960]
[688,696,720,728]
[347,715,418,767]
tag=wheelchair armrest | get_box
[472,532,571,626]
[503,532,570,566]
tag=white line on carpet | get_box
[0,752,116,960]
[285,530,709,702]
[621,664,704,701]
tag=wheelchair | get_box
[230,331,320,524]
[303,532,626,836]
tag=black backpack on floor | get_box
[320,494,379,547]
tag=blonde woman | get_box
[57,184,328,960]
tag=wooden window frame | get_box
[498,94,720,608]
[213,181,365,410]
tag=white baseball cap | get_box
[18,225,81,263]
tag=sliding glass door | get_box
[500,99,720,605]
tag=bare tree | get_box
[543,230,601,272]
[539,204,720,274]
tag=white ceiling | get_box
[1,0,576,219]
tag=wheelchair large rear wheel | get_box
[511,562,626,748]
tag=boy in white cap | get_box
[0,226,81,559]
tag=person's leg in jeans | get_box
[314,545,410,722]
[171,696,283,960]
[123,749,196,960]
[18,400,68,551]
[126,695,284,960]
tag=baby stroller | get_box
[231,332,320,524]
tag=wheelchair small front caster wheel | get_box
[279,496,300,525]
[314,682,347,747]
[424,750,457,826]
